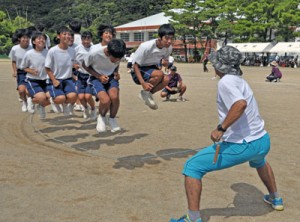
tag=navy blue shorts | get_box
[131,65,158,85]
[88,75,119,96]
[47,78,76,98]
[26,78,48,97]
[16,69,27,87]
[76,72,92,95]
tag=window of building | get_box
[120,33,130,42]
[148,32,156,40]
[134,32,144,41]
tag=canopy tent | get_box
[269,42,300,53]
[227,42,274,53]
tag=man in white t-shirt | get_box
[131,24,175,110]
[171,46,284,222]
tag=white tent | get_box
[227,43,274,53]
[269,42,300,53]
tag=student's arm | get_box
[113,66,120,80]
[82,61,109,83]
[45,67,60,87]
[133,63,153,91]
[23,68,39,76]
[11,61,17,78]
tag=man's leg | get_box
[185,177,202,211]
[149,70,169,94]
[257,162,277,194]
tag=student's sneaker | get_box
[139,90,158,110]
[27,97,35,114]
[74,103,82,111]
[96,115,107,133]
[170,214,202,222]
[68,103,74,115]
[166,94,171,101]
[177,96,186,102]
[62,103,70,116]
[50,97,62,113]
[37,104,46,119]
[21,101,27,112]
[18,97,23,102]
[90,108,97,121]
[263,194,284,211]
[109,117,121,132]
[83,107,90,119]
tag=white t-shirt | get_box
[9,44,33,69]
[217,75,266,143]
[169,55,174,63]
[84,45,119,76]
[20,48,48,80]
[132,39,172,66]
[45,45,76,79]
[74,33,82,46]
[75,44,91,74]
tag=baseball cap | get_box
[170,66,177,71]
[209,45,244,75]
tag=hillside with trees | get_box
[0,0,299,56]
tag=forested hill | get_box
[0,0,171,31]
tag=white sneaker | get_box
[177,96,186,102]
[21,101,27,112]
[90,108,97,120]
[37,104,46,119]
[50,97,62,113]
[68,103,74,115]
[139,90,158,110]
[83,107,90,119]
[109,117,121,132]
[62,103,70,116]
[74,103,82,111]
[96,115,106,133]
[27,97,35,113]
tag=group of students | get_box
[9,23,187,133]
[9,22,284,222]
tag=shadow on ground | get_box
[113,148,198,169]
[201,182,273,221]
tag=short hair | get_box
[158,24,175,38]
[97,24,116,42]
[107,39,126,58]
[69,20,82,33]
[57,26,71,35]
[31,31,46,49]
[35,23,45,32]
[12,29,24,44]
[81,31,93,39]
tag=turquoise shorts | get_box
[182,133,270,180]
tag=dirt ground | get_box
[0,59,299,222]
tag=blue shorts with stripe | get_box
[182,133,270,180]
[88,75,119,96]
[26,78,47,97]
[47,78,76,98]
[130,65,158,85]
[76,72,92,95]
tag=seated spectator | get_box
[266,61,282,82]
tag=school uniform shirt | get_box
[45,45,76,79]
[132,39,172,67]
[167,73,182,87]
[75,44,91,74]
[217,75,266,143]
[84,45,119,76]
[9,44,33,69]
[19,48,48,80]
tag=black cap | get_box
[170,66,177,71]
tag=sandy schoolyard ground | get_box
[0,59,299,222]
